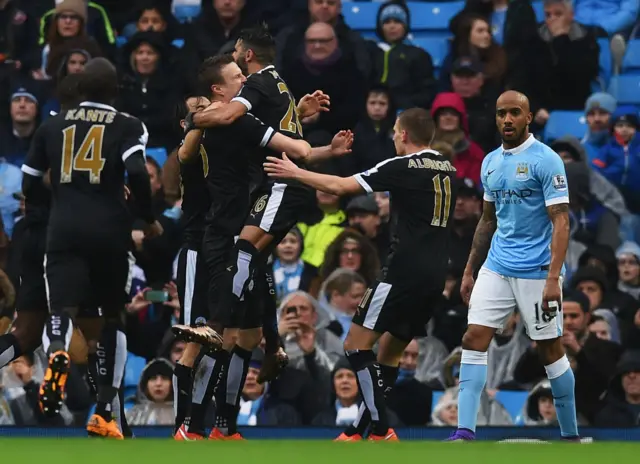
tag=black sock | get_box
[213,351,231,432]
[187,353,217,435]
[173,362,193,433]
[87,352,99,398]
[345,350,389,436]
[260,268,280,353]
[116,387,133,438]
[381,364,399,398]
[95,322,127,422]
[44,311,73,355]
[0,333,22,369]
[223,345,252,435]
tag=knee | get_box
[461,325,494,352]
[536,338,565,365]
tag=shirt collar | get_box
[502,134,535,155]
[79,101,117,112]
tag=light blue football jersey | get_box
[481,134,569,279]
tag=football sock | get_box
[43,311,73,355]
[186,353,217,435]
[545,355,579,437]
[95,322,127,423]
[457,349,488,433]
[345,349,389,436]
[260,268,280,353]
[0,333,22,369]
[173,362,193,432]
[87,352,99,397]
[223,345,252,435]
[212,350,231,433]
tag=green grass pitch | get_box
[1,439,639,464]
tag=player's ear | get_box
[179,119,185,130]
[526,111,533,125]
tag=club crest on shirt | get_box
[515,162,529,180]
[552,174,567,190]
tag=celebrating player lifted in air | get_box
[264,108,457,441]
[447,91,578,441]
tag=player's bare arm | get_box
[461,201,497,304]
[542,203,570,311]
[178,130,203,163]
[191,100,247,128]
[268,133,312,160]
[306,130,354,164]
[264,154,363,196]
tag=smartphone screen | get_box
[144,290,169,303]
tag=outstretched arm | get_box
[190,101,247,128]
[264,155,363,196]
[463,201,497,276]
[546,203,570,280]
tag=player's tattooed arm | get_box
[191,101,246,128]
[464,201,497,276]
[547,203,570,280]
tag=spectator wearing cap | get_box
[581,92,616,164]
[448,56,496,153]
[346,195,389,262]
[272,227,316,302]
[297,189,346,272]
[514,289,623,423]
[565,161,621,252]
[31,0,103,80]
[573,0,639,36]
[126,358,175,425]
[281,22,364,141]
[431,92,485,184]
[0,87,37,168]
[449,178,481,271]
[527,0,599,128]
[593,108,640,243]
[439,13,507,95]
[594,350,640,426]
[369,1,436,110]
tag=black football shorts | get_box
[175,246,209,326]
[15,226,47,313]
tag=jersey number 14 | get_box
[431,174,452,228]
[61,124,106,184]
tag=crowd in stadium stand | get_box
[0,0,639,429]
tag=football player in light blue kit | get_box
[448,91,579,441]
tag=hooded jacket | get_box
[594,350,640,427]
[515,380,557,426]
[126,358,174,426]
[616,241,640,300]
[430,92,485,183]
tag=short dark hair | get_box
[78,57,118,103]
[397,108,435,145]
[57,73,84,110]
[238,24,275,65]
[197,54,235,94]
[175,94,207,124]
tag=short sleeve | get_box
[538,151,569,207]
[232,114,275,148]
[353,158,404,194]
[21,125,48,177]
[121,117,148,162]
[232,77,267,112]
[480,155,494,203]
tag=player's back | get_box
[482,135,569,279]
[179,144,210,248]
[355,149,458,280]
[38,103,142,252]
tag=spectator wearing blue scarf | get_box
[272,227,315,304]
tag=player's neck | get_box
[402,143,429,156]
[247,62,267,75]
[502,131,531,150]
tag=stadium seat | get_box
[173,4,201,23]
[544,111,587,142]
[597,38,612,88]
[125,352,146,391]
[408,2,465,33]
[494,391,528,421]
[531,1,544,23]
[115,36,127,48]
[412,37,449,69]
[342,2,379,32]
[622,39,640,74]
[146,147,168,167]
[172,38,185,49]
[608,74,640,105]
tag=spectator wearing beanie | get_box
[126,358,175,425]
[616,241,640,300]
[369,1,436,110]
[581,92,616,164]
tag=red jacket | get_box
[431,92,485,183]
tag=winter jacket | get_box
[126,358,175,426]
[594,350,640,426]
[0,1,38,68]
[348,117,397,175]
[430,92,485,183]
[574,0,640,35]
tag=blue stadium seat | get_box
[146,147,168,167]
[531,1,544,23]
[622,39,640,74]
[608,74,640,105]
[412,37,449,69]
[174,4,201,23]
[125,352,146,390]
[409,1,465,33]
[494,391,528,421]
[342,2,379,32]
[171,38,185,49]
[597,38,612,88]
[544,111,587,142]
[115,36,127,48]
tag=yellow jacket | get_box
[297,210,346,268]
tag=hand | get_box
[277,313,300,337]
[330,130,354,157]
[11,358,32,384]
[296,322,317,355]
[542,277,561,313]
[297,90,331,119]
[561,331,581,355]
[547,16,571,37]
[164,281,181,319]
[184,112,196,133]
[635,309,640,328]
[127,288,152,313]
[143,220,164,240]
[131,230,145,251]
[264,154,300,179]
[460,272,475,305]
[534,108,550,125]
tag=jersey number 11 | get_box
[431,174,452,228]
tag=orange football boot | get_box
[368,429,399,442]
[39,350,70,417]
[87,414,124,439]
[174,424,205,441]
[334,432,363,442]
